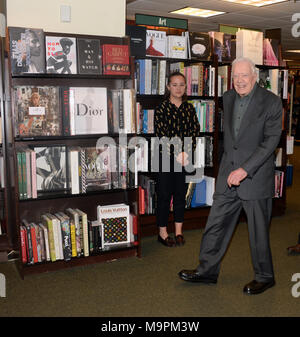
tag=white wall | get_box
[6,0,126,37]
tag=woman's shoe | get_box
[157,235,176,247]
[175,234,185,246]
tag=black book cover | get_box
[189,32,211,61]
[34,145,67,192]
[77,38,102,74]
[9,27,45,75]
[126,25,146,57]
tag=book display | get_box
[5,29,141,278]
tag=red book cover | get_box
[20,226,27,264]
[102,44,130,75]
[138,186,145,215]
[132,214,138,246]
[30,224,38,263]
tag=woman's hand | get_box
[176,152,189,166]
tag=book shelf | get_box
[5,32,141,278]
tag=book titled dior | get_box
[67,87,108,135]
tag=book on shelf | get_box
[41,214,56,262]
[274,170,284,198]
[189,32,211,61]
[68,86,108,135]
[65,208,82,257]
[34,145,67,192]
[84,146,112,191]
[75,209,89,257]
[97,204,130,247]
[167,35,187,59]
[236,29,263,65]
[55,212,72,261]
[46,35,77,74]
[16,146,37,199]
[14,86,61,137]
[77,38,102,75]
[8,26,45,74]
[102,44,130,76]
[263,38,279,67]
[126,24,146,58]
[146,29,167,57]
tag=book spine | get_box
[69,218,77,257]
[17,151,23,200]
[61,87,71,136]
[31,150,37,199]
[20,225,28,264]
[25,223,34,265]
[60,217,72,261]
[80,149,86,194]
[21,151,27,199]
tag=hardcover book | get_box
[97,204,130,247]
[263,38,279,66]
[126,24,146,57]
[84,146,112,191]
[236,29,263,65]
[189,32,211,61]
[34,145,67,192]
[46,35,77,74]
[102,44,130,75]
[146,29,167,57]
[77,38,102,75]
[9,27,45,74]
[167,35,187,59]
[14,86,61,137]
[209,32,231,63]
[69,87,108,135]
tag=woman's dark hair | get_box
[164,71,187,101]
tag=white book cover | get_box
[158,60,166,95]
[97,204,130,246]
[46,35,77,74]
[68,147,80,194]
[146,30,167,57]
[69,87,108,135]
[236,30,263,65]
[168,35,187,59]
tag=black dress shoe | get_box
[157,235,175,247]
[175,234,185,246]
[243,279,275,295]
[178,269,217,284]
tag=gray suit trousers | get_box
[197,187,274,283]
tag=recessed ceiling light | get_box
[222,0,288,7]
[285,50,300,53]
[170,7,225,18]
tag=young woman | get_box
[154,71,201,247]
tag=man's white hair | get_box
[232,57,256,74]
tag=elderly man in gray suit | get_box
[179,57,283,295]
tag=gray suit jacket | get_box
[215,85,283,200]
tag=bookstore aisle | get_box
[0,148,299,317]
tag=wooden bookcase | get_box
[5,32,141,278]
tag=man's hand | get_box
[227,168,248,187]
[176,152,189,167]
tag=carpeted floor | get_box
[0,147,300,317]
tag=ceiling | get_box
[126,0,300,65]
